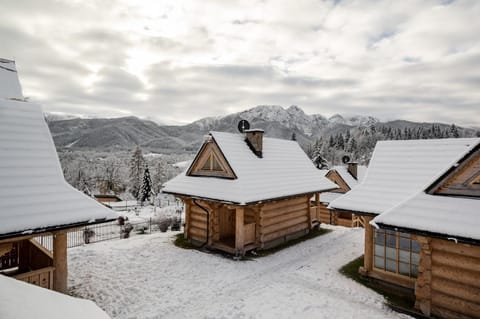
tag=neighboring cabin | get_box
[319,163,367,227]
[329,138,480,319]
[94,194,122,203]
[163,129,337,255]
[0,59,117,293]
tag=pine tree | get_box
[312,143,328,169]
[128,146,145,200]
[153,159,168,194]
[450,124,460,138]
[336,134,345,150]
[328,135,335,148]
[346,137,357,154]
[140,164,153,204]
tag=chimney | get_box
[244,129,264,157]
[347,162,358,180]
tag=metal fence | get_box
[34,217,182,252]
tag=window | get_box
[200,153,225,172]
[374,229,420,278]
[470,174,480,185]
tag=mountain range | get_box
[46,105,476,153]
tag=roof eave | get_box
[0,217,117,241]
[328,206,379,216]
[376,222,480,246]
[164,187,339,206]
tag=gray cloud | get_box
[0,0,479,127]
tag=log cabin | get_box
[163,129,337,255]
[94,194,123,203]
[319,163,367,227]
[0,60,117,293]
[329,138,480,319]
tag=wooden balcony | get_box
[14,266,55,289]
[1,238,55,290]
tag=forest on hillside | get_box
[60,123,478,198]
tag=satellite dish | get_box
[342,155,351,164]
[237,119,250,133]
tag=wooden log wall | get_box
[260,195,310,243]
[187,203,209,242]
[416,237,480,319]
[318,204,331,224]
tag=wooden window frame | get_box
[373,229,419,278]
[188,142,236,179]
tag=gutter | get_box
[0,217,117,241]
[376,222,480,247]
[193,199,210,247]
[164,187,339,207]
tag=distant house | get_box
[329,138,480,319]
[319,163,367,227]
[163,129,337,255]
[94,194,122,203]
[104,200,142,212]
[0,60,117,293]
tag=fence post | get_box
[149,218,152,234]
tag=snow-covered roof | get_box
[163,131,337,204]
[373,193,480,243]
[0,275,111,319]
[173,160,192,169]
[0,99,118,237]
[329,138,480,215]
[0,59,23,99]
[320,192,343,204]
[331,165,367,189]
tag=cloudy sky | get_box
[2,0,479,126]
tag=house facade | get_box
[0,60,117,293]
[329,138,480,319]
[319,163,367,227]
[163,130,337,255]
[374,142,480,319]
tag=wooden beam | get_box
[184,200,191,240]
[235,207,244,252]
[415,235,432,316]
[53,232,68,293]
[363,216,374,272]
[0,243,12,256]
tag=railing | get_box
[352,214,365,228]
[244,223,256,245]
[0,242,19,270]
[34,217,183,252]
[310,206,319,223]
[14,266,54,289]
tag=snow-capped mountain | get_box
[328,114,378,127]
[190,105,367,137]
[47,105,473,153]
[44,112,81,122]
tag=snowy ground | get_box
[68,226,411,319]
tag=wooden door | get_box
[219,208,236,241]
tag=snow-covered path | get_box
[68,226,411,319]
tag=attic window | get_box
[470,174,480,185]
[188,142,236,179]
[201,153,224,172]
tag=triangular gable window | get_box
[188,140,236,179]
[200,153,225,172]
[470,174,480,186]
[430,149,480,197]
